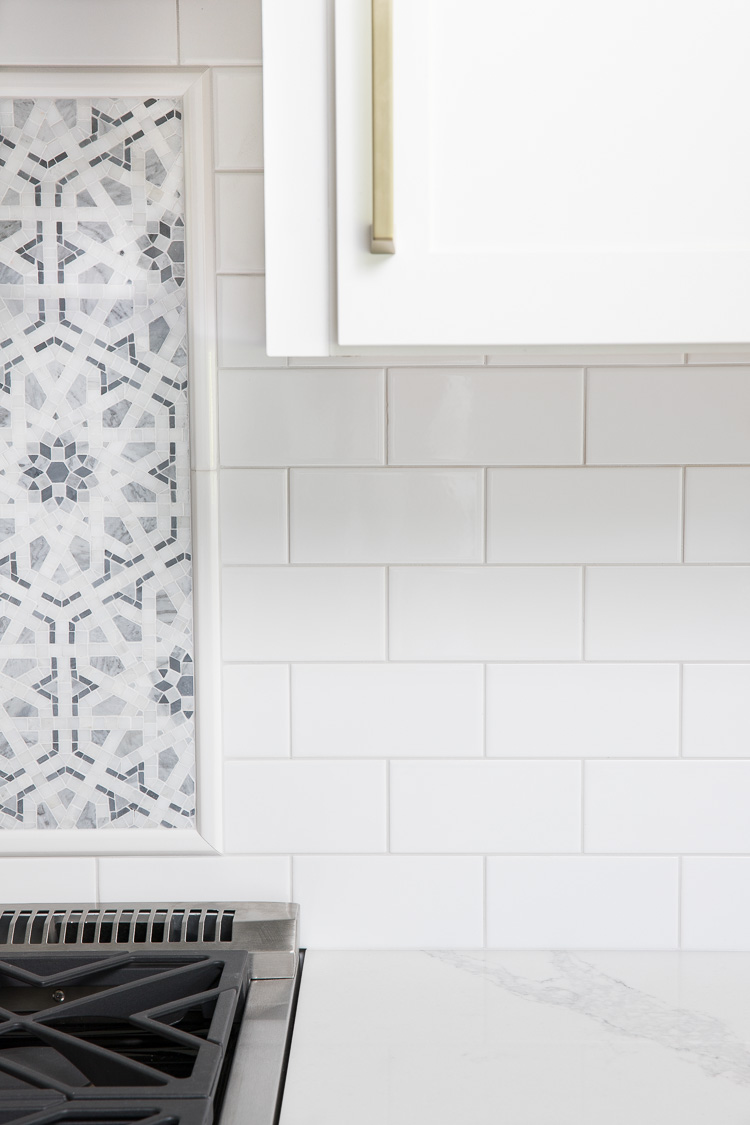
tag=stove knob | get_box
[51,990,65,1003]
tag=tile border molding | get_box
[0,68,221,855]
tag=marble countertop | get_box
[279,950,750,1124]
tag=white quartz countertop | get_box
[279,950,750,1124]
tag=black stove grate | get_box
[0,1095,213,1124]
[0,951,249,1121]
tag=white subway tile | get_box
[684,468,750,563]
[216,173,265,272]
[291,469,483,563]
[99,856,290,902]
[587,368,750,464]
[214,68,264,170]
[585,761,750,853]
[487,350,686,366]
[220,469,287,563]
[0,0,178,63]
[219,370,384,466]
[486,857,678,948]
[288,354,485,366]
[487,468,681,563]
[487,664,680,758]
[293,856,484,947]
[217,276,281,368]
[223,664,289,757]
[686,352,750,365]
[222,567,385,661]
[0,859,96,904]
[390,761,580,853]
[585,567,750,661]
[682,665,750,758]
[224,761,386,853]
[682,859,750,949]
[389,567,581,661]
[291,664,483,758]
[388,369,583,465]
[180,0,261,64]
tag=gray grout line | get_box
[175,0,181,65]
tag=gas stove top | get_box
[0,903,300,1125]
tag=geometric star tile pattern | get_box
[0,97,194,829]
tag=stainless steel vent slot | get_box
[0,912,12,945]
[220,910,235,941]
[150,908,168,943]
[12,912,30,945]
[202,910,218,942]
[29,911,48,944]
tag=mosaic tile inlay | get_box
[0,97,194,830]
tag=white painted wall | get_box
[3,0,750,950]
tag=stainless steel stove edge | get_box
[221,970,301,1125]
[0,901,300,980]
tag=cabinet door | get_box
[334,0,750,347]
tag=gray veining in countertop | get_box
[429,949,750,1087]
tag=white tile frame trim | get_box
[0,69,220,856]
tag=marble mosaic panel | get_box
[0,97,194,830]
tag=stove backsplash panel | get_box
[0,97,195,830]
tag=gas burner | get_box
[0,903,299,1125]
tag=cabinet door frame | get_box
[262,0,487,359]
[0,68,221,856]
[263,0,750,356]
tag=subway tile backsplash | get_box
[388,567,582,661]
[486,664,680,758]
[486,857,679,949]
[586,367,750,464]
[388,367,584,465]
[486,467,682,563]
[6,0,750,950]
[584,567,750,661]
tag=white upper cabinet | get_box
[262,0,750,355]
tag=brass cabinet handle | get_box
[371,0,395,253]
